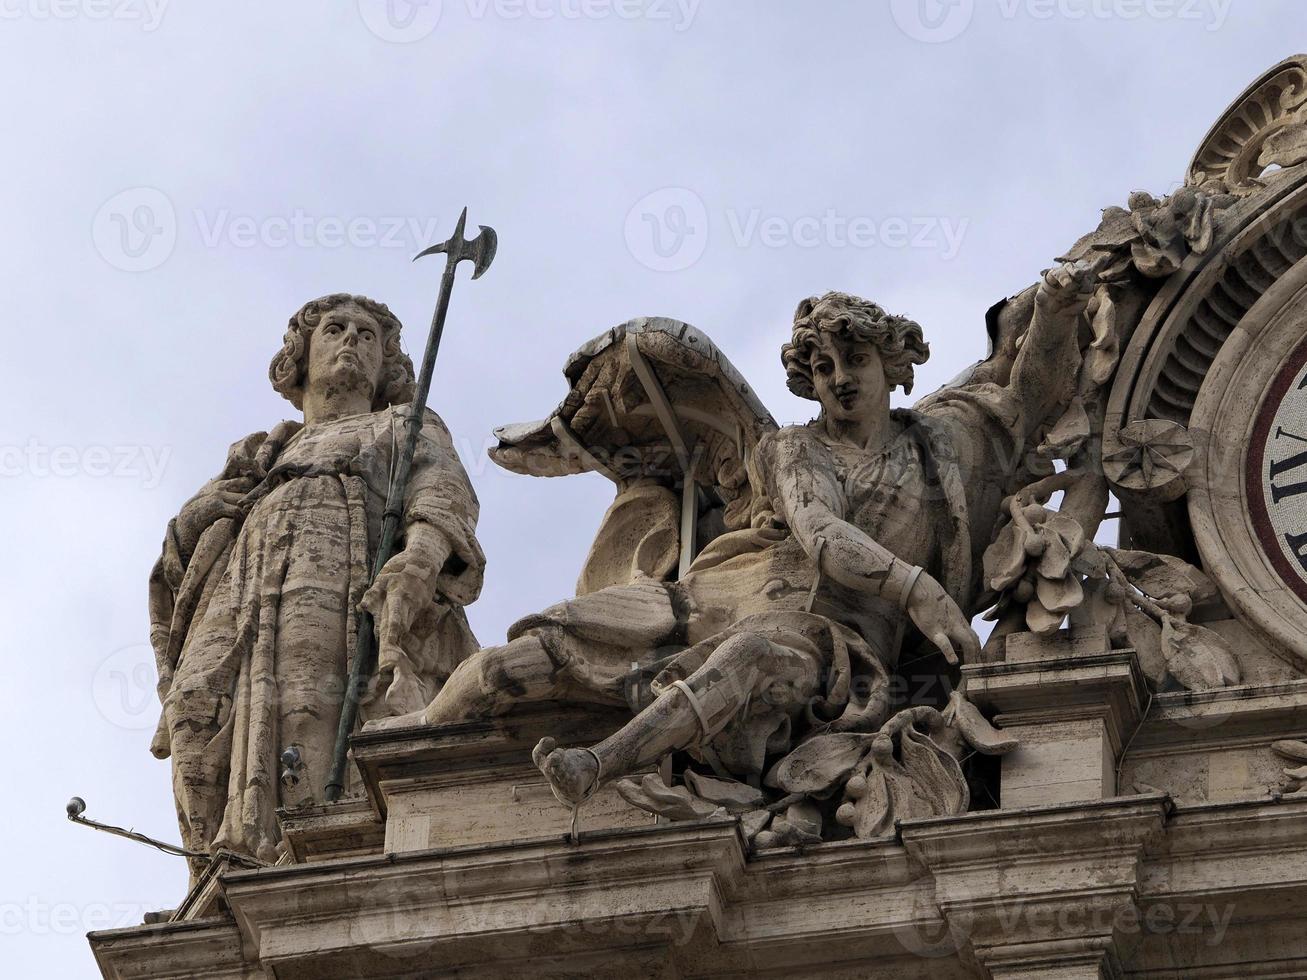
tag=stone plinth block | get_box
[350,705,655,853]
[966,630,1148,809]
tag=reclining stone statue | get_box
[372,262,1098,842]
[148,293,484,873]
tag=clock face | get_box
[1173,189,1307,664]
[1248,335,1307,605]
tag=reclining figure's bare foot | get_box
[532,737,601,806]
[361,707,429,733]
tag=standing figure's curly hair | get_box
[781,291,930,399]
[269,293,416,410]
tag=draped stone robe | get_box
[148,407,483,867]
[506,384,1028,783]
[653,390,1024,777]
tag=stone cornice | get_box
[91,793,1307,978]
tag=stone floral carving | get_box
[1099,548,1239,691]
[149,294,483,876]
[1062,185,1235,283]
[1124,187,1229,278]
[982,471,1093,639]
[1101,418,1194,501]
[835,691,1016,840]
[979,469,1241,692]
[1034,273,1120,466]
[611,686,1015,847]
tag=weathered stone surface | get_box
[148,294,484,876]
[352,706,656,851]
[90,792,1307,978]
[374,270,1114,840]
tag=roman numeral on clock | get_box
[1270,445,1307,503]
[1288,530,1307,573]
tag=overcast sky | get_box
[1,1,1297,974]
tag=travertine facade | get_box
[92,56,1307,978]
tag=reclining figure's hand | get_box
[902,570,980,666]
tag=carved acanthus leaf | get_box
[1107,548,1219,610]
[835,725,966,840]
[1260,120,1307,173]
[1160,617,1241,692]
[683,770,767,812]
[614,772,721,822]
[941,686,1018,755]
[1124,606,1168,689]
[765,733,874,797]
[982,499,1092,636]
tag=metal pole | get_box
[324,209,496,802]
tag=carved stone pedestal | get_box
[349,705,655,853]
[966,629,1148,808]
[971,627,1307,810]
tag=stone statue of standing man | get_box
[147,294,484,874]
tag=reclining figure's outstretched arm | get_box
[759,430,980,666]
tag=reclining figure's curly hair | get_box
[782,291,929,399]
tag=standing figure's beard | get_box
[308,361,378,406]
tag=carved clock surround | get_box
[1188,253,1307,664]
